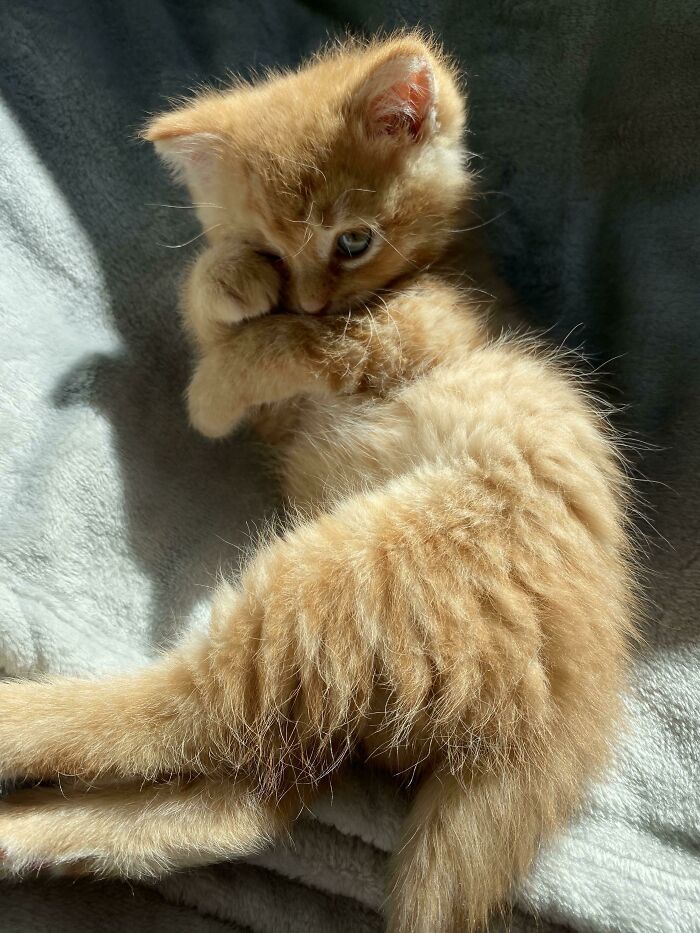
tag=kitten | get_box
[0,33,637,933]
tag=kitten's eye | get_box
[336,229,373,258]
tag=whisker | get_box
[361,220,414,264]
[449,208,510,234]
[284,200,325,230]
[465,189,515,201]
[332,187,376,211]
[148,201,226,211]
[339,187,375,196]
[157,223,222,249]
[285,225,315,259]
[275,154,327,183]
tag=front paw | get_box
[185,245,280,344]
[187,356,249,440]
[207,266,278,325]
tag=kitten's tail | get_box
[389,760,571,933]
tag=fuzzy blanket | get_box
[1,1,698,931]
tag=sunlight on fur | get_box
[0,31,638,933]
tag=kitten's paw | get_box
[187,358,249,439]
[230,262,280,322]
[185,245,280,343]
[207,268,278,326]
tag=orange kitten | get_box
[0,33,637,933]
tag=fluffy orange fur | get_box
[0,33,637,933]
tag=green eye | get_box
[336,229,373,258]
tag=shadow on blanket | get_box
[0,5,320,647]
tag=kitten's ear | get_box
[143,110,223,185]
[353,53,437,144]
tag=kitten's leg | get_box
[186,279,483,438]
[0,774,291,878]
[186,324,330,438]
[185,309,367,439]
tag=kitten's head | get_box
[146,33,470,314]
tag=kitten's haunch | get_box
[0,32,637,932]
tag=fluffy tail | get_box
[389,762,572,933]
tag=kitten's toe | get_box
[187,243,280,336]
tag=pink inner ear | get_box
[369,65,433,140]
[146,123,223,183]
